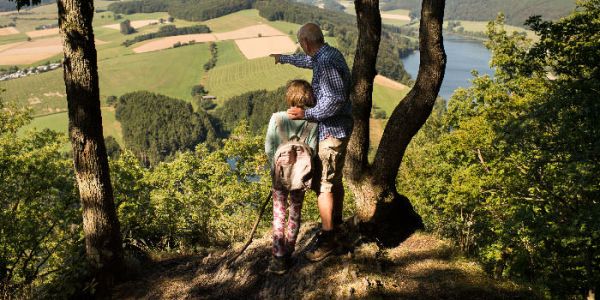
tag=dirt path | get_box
[133,24,295,58]
[112,223,538,299]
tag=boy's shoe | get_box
[267,255,289,275]
[305,230,337,262]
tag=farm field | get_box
[2,8,410,150]
[1,43,211,115]
[445,20,537,40]
[20,107,123,148]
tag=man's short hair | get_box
[286,79,315,108]
[298,23,325,45]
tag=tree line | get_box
[108,0,254,21]
[380,0,575,26]
[121,24,211,47]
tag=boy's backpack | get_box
[272,115,316,191]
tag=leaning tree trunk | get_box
[57,0,124,292]
[347,0,446,246]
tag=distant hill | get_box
[380,0,576,26]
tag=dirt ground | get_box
[0,37,107,65]
[25,28,59,38]
[374,75,409,91]
[235,35,297,59]
[381,13,411,21]
[133,33,217,53]
[133,24,290,54]
[0,27,19,36]
[111,223,539,300]
[103,19,159,30]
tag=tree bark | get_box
[347,0,446,246]
[57,0,124,292]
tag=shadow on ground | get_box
[111,223,539,299]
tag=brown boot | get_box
[305,230,337,262]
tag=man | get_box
[270,23,352,262]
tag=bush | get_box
[120,19,135,34]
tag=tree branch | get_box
[345,0,381,181]
[372,0,446,186]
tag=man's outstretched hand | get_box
[270,54,281,64]
[287,107,305,120]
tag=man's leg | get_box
[318,191,334,230]
[306,137,348,262]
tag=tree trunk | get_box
[347,0,446,246]
[57,0,124,292]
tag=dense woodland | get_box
[1,0,599,298]
[115,91,218,166]
[381,0,575,26]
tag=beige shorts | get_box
[317,137,348,193]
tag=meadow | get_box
[1,7,409,149]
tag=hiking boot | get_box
[305,230,338,262]
[267,255,289,275]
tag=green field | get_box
[446,20,538,40]
[3,8,408,148]
[20,107,123,149]
[1,43,211,115]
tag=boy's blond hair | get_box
[286,79,315,108]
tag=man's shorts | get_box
[316,137,348,193]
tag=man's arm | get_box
[270,53,314,69]
[304,65,347,121]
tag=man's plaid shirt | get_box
[279,44,353,141]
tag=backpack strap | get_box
[275,114,288,143]
[299,121,316,143]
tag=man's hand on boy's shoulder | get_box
[287,107,305,120]
[270,54,282,64]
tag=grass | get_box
[20,107,123,148]
[201,9,265,33]
[97,43,210,102]
[1,43,211,115]
[3,8,407,146]
[446,20,538,40]
[205,56,312,103]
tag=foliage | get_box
[214,87,288,136]
[0,97,86,298]
[115,91,217,166]
[105,135,121,159]
[121,24,211,47]
[109,123,272,250]
[107,0,255,22]
[203,42,218,71]
[119,19,135,35]
[400,4,600,297]
[381,0,575,26]
[106,95,118,106]
[191,84,207,97]
[107,0,169,15]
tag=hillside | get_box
[111,223,538,299]
[381,0,575,26]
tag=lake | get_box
[401,35,493,99]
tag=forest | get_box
[1,0,598,298]
[381,0,575,26]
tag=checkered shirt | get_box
[279,44,353,141]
